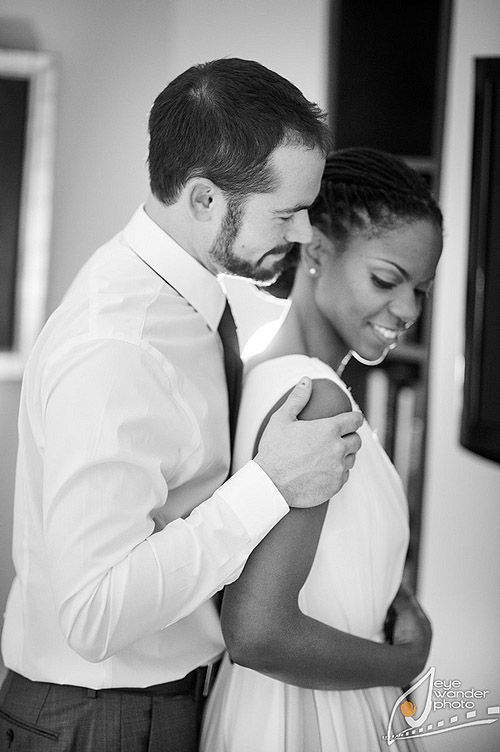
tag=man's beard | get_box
[208,198,291,284]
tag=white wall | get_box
[418,2,500,751]
[0,0,329,679]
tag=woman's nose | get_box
[285,210,313,244]
[388,287,421,326]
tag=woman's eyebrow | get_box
[374,259,409,278]
[375,259,435,285]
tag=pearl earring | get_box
[309,267,317,277]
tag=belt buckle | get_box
[197,659,221,700]
[202,663,214,698]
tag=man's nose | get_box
[285,210,313,244]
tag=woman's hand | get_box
[387,585,433,685]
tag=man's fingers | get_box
[344,453,356,471]
[330,410,364,435]
[275,377,313,422]
[343,428,362,458]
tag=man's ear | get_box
[301,227,330,273]
[188,179,222,222]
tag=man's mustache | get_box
[257,243,293,266]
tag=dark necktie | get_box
[217,301,243,450]
[215,301,243,615]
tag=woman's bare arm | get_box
[221,378,432,690]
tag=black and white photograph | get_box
[0,2,499,751]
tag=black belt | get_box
[5,661,221,705]
[97,660,221,700]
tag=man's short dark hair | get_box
[148,58,332,205]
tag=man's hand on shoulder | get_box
[254,377,363,509]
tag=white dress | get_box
[201,355,425,751]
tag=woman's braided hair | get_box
[266,147,443,299]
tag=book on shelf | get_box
[365,368,389,448]
[364,369,422,496]
[394,386,417,494]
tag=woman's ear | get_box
[301,227,330,276]
[188,179,221,222]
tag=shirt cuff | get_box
[216,460,289,541]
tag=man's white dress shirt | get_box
[2,206,288,689]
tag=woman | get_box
[201,148,443,751]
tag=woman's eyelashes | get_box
[371,274,432,300]
[371,274,397,291]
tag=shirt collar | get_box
[123,205,226,332]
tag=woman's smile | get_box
[370,322,404,346]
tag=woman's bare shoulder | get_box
[252,375,352,456]
[299,377,352,420]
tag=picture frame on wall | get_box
[460,56,500,465]
[0,49,57,379]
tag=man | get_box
[0,58,362,751]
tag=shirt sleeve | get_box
[41,338,288,663]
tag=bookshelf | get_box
[328,0,453,589]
